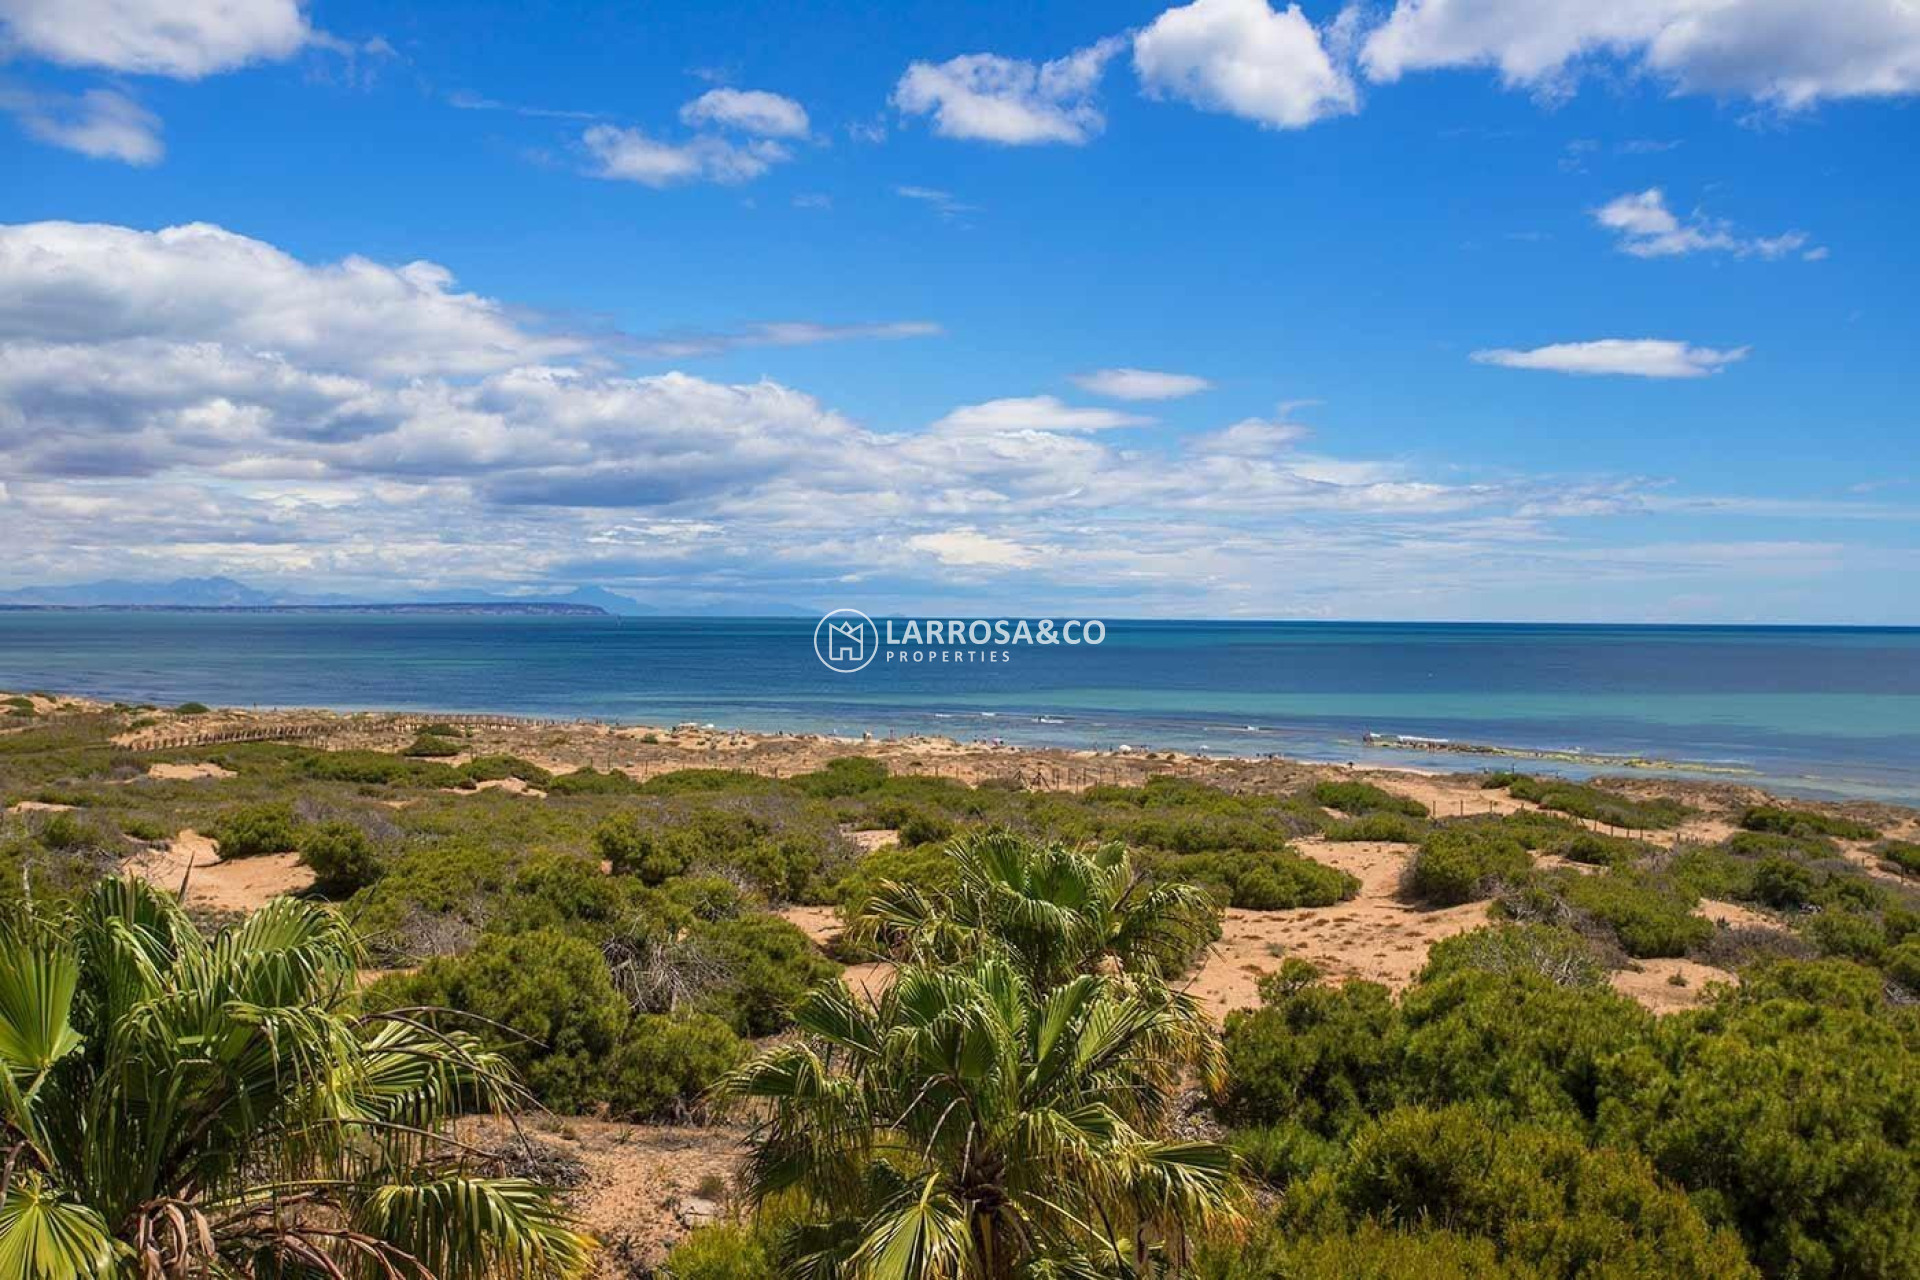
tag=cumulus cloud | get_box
[582,124,790,186]
[2,217,1851,617]
[0,86,162,164]
[1071,368,1212,400]
[1360,0,1920,108]
[930,396,1154,434]
[679,87,810,138]
[1134,0,1358,128]
[0,0,311,78]
[893,37,1124,144]
[906,528,1041,568]
[1594,188,1817,260]
[1472,338,1749,379]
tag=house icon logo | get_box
[814,608,879,673]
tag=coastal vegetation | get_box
[0,877,592,1279]
[1,702,1916,1277]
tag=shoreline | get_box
[11,687,1914,824]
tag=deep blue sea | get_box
[2,613,1917,804]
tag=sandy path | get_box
[463,1116,750,1272]
[144,761,235,781]
[1610,959,1737,1012]
[1184,838,1494,1017]
[124,830,314,912]
[5,800,75,813]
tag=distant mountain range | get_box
[0,576,815,617]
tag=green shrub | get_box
[1318,1107,1755,1278]
[1887,938,1920,995]
[1739,805,1878,841]
[1599,996,1920,1277]
[1552,829,1646,867]
[208,802,298,858]
[119,816,169,842]
[663,1223,775,1280]
[686,914,841,1037]
[460,754,553,786]
[1871,839,1920,875]
[1751,856,1818,909]
[1726,829,1836,859]
[833,841,960,915]
[791,756,889,797]
[31,811,114,853]
[1408,828,1531,905]
[298,819,385,893]
[604,1013,745,1121]
[173,701,210,715]
[1157,847,1360,910]
[1804,907,1889,963]
[1198,1220,1524,1280]
[418,722,467,738]
[1322,812,1426,843]
[896,811,955,847]
[300,749,462,787]
[1396,972,1653,1125]
[545,765,642,796]
[1558,870,1710,958]
[1420,924,1608,989]
[1506,777,1691,829]
[369,929,627,1114]
[1218,962,1401,1137]
[402,734,462,758]
[1670,848,1758,901]
[594,813,691,884]
[1311,780,1428,818]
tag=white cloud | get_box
[895,185,980,221]
[0,220,582,378]
[679,87,810,138]
[6,217,1883,618]
[582,124,790,186]
[631,320,942,359]
[0,86,162,164]
[0,0,311,78]
[1472,339,1749,379]
[893,37,1124,144]
[1134,0,1358,128]
[1595,188,1814,259]
[1360,0,1920,108]
[930,396,1154,434]
[906,527,1040,568]
[1071,367,1212,400]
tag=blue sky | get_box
[2,0,1918,621]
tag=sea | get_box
[2,613,1917,805]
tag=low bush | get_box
[402,733,462,758]
[1552,828,1647,867]
[298,819,385,892]
[1322,812,1427,843]
[1420,924,1608,989]
[662,1223,775,1280]
[1751,855,1818,909]
[1557,869,1710,958]
[1505,777,1691,830]
[1408,827,1531,905]
[604,1013,745,1121]
[1739,805,1878,841]
[209,801,298,858]
[300,749,461,787]
[1871,838,1920,875]
[791,755,889,797]
[1305,1107,1754,1278]
[173,701,210,715]
[545,765,643,796]
[460,754,553,786]
[1156,847,1360,910]
[1311,779,1428,818]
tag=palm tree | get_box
[724,957,1240,1278]
[850,830,1217,988]
[0,876,593,1280]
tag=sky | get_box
[2,0,1918,622]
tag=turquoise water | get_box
[1,613,1916,803]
